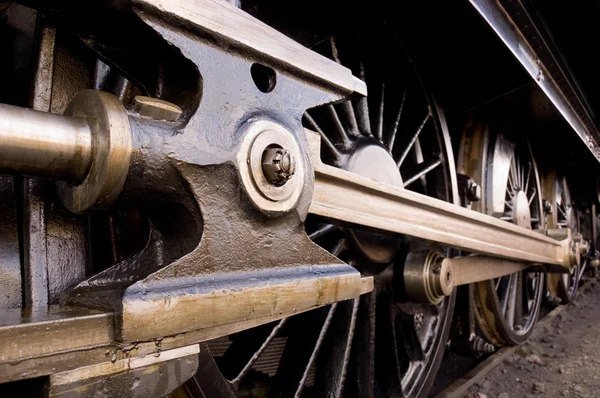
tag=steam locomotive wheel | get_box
[177,28,458,398]
[545,174,582,304]
[459,121,545,347]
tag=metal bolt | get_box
[262,147,296,186]
[543,199,552,215]
[466,182,482,202]
[132,96,183,122]
[547,294,562,306]
[470,336,495,358]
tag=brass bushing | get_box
[57,90,132,213]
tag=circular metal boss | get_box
[57,90,132,213]
[236,120,305,215]
[403,250,453,305]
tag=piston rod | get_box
[0,103,93,182]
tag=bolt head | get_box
[466,182,482,202]
[262,147,296,186]
[543,199,553,215]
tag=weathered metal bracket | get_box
[116,164,365,341]
[60,5,371,342]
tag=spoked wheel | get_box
[544,173,582,304]
[177,27,458,398]
[458,120,545,347]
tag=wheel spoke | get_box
[331,238,346,256]
[528,188,537,206]
[387,90,407,151]
[330,36,342,63]
[304,113,342,161]
[268,304,338,398]
[295,304,338,397]
[230,318,288,386]
[355,60,372,136]
[375,79,385,141]
[396,113,431,167]
[515,154,522,188]
[507,172,517,194]
[327,105,351,145]
[558,204,568,219]
[308,223,336,240]
[315,299,360,397]
[500,273,515,316]
[402,155,442,187]
[510,156,518,189]
[217,321,285,382]
[524,162,531,192]
[339,101,362,138]
[375,294,403,397]
[345,290,376,398]
[188,346,237,398]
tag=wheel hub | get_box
[345,142,403,186]
[512,190,532,228]
[344,141,403,266]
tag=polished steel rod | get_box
[0,103,93,182]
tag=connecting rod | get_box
[306,129,580,268]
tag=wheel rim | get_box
[179,27,458,398]
[459,121,544,347]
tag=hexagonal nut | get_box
[262,147,296,186]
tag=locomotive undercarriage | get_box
[0,0,599,397]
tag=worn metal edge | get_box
[50,344,200,386]
[0,308,114,364]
